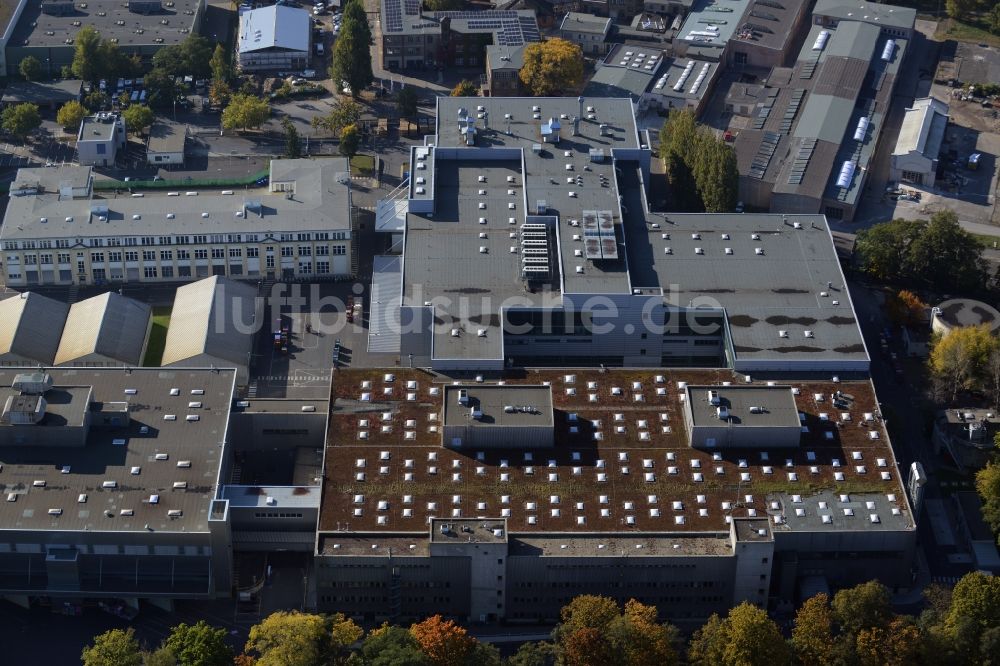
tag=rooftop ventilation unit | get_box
[12,373,52,395]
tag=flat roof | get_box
[430,518,507,543]
[221,485,321,508]
[1,79,82,106]
[677,0,753,47]
[686,385,800,428]
[560,12,612,35]
[584,46,665,102]
[10,0,202,50]
[441,385,554,427]
[0,367,236,533]
[380,0,540,44]
[646,56,717,105]
[813,0,916,31]
[79,115,118,143]
[621,177,868,366]
[147,121,187,154]
[1,158,351,241]
[320,368,912,535]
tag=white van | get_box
[315,42,324,56]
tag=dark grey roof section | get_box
[0,292,69,365]
[442,385,554,427]
[0,79,82,106]
[161,276,257,368]
[686,385,800,427]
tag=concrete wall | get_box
[442,423,553,450]
[228,410,328,451]
[890,152,935,187]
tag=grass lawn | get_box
[349,154,375,176]
[969,232,1000,249]
[142,306,171,367]
[937,17,1000,48]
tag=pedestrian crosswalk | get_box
[933,576,962,586]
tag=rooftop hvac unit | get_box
[853,116,869,142]
[881,39,895,62]
[812,29,830,51]
[12,372,52,395]
[835,160,856,188]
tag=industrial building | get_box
[890,97,949,188]
[53,292,152,367]
[1,0,205,78]
[160,276,258,386]
[146,122,188,167]
[372,96,868,373]
[378,2,540,71]
[0,293,69,367]
[236,4,311,73]
[732,0,915,221]
[315,367,917,624]
[0,158,354,287]
[0,367,237,606]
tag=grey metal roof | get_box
[380,0,539,45]
[78,115,119,143]
[560,12,612,35]
[238,5,311,54]
[584,47,666,102]
[793,94,856,143]
[0,292,69,365]
[221,485,321,508]
[1,158,351,242]
[0,367,236,533]
[813,0,916,31]
[10,0,203,50]
[161,276,257,368]
[0,79,82,106]
[485,44,526,72]
[645,55,717,104]
[893,98,949,158]
[54,292,151,366]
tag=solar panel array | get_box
[417,10,539,46]
[799,56,819,79]
[750,99,774,130]
[384,0,404,32]
[786,138,817,185]
[779,88,805,132]
[748,131,781,180]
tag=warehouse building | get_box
[372,96,868,374]
[315,368,917,624]
[160,276,258,386]
[0,367,236,606]
[733,1,914,221]
[53,292,152,367]
[236,4,311,72]
[0,158,354,287]
[0,293,69,367]
[3,0,205,77]
[890,97,949,188]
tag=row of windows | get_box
[251,512,304,519]
[90,261,336,281]
[2,232,348,251]
[13,245,346,265]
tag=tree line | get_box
[81,571,1000,666]
[658,109,739,213]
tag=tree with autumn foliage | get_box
[855,616,922,666]
[790,593,836,666]
[886,289,927,328]
[553,595,679,666]
[518,38,584,96]
[409,614,498,666]
[687,602,790,666]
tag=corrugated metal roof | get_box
[161,276,257,367]
[54,292,151,365]
[893,97,949,158]
[238,5,311,54]
[0,292,69,364]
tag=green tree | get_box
[339,123,361,157]
[19,56,43,81]
[396,87,419,119]
[327,612,364,666]
[906,211,988,292]
[143,647,178,666]
[56,100,87,132]
[854,217,924,282]
[313,98,362,134]
[72,26,103,82]
[210,44,232,84]
[658,109,736,212]
[1,103,41,140]
[208,79,232,108]
[97,40,131,83]
[977,462,1000,536]
[990,4,1000,35]
[152,34,214,78]
[245,611,327,666]
[144,68,178,108]
[83,90,108,112]
[283,119,302,158]
[687,603,790,666]
[163,621,233,666]
[791,593,836,666]
[832,580,892,636]
[506,641,555,666]
[81,628,143,666]
[451,80,479,97]
[945,572,1000,661]
[343,0,372,49]
[930,324,998,400]
[123,104,155,135]
[222,94,270,131]
[331,31,373,98]
[692,132,738,213]
[946,0,976,21]
[519,38,584,96]
[360,623,429,666]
